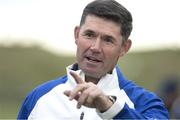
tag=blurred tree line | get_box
[0,45,180,118]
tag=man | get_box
[18,0,169,119]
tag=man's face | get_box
[74,15,131,79]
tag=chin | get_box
[80,64,105,78]
[84,70,106,79]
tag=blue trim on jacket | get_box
[115,66,169,119]
[17,75,68,119]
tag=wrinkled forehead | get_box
[81,14,121,34]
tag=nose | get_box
[90,38,102,53]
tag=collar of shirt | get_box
[66,63,119,91]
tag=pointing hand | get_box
[64,72,113,112]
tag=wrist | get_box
[98,95,116,112]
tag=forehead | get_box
[80,15,122,37]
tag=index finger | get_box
[70,71,84,84]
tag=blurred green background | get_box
[0,45,180,119]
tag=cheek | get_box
[76,39,91,56]
[104,49,120,64]
[104,47,120,58]
[78,38,92,50]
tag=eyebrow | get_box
[83,29,96,34]
[83,28,116,42]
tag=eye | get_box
[82,30,95,39]
[103,36,114,44]
[86,32,94,38]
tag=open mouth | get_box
[86,56,102,63]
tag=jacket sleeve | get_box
[17,77,67,119]
[113,81,169,119]
[17,91,35,119]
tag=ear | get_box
[74,26,80,45]
[119,39,132,57]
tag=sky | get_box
[0,0,180,55]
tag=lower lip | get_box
[85,57,101,64]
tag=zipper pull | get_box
[80,112,84,120]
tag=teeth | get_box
[90,57,96,61]
[87,57,100,62]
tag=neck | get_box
[85,75,100,84]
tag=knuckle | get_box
[82,90,89,96]
[75,84,84,90]
[89,92,96,99]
